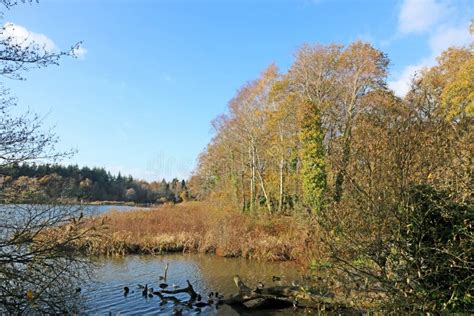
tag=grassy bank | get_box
[79,202,322,263]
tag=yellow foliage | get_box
[441,55,474,121]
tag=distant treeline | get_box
[0,163,189,204]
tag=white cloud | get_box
[429,24,471,53]
[72,45,87,59]
[398,0,446,34]
[1,22,88,60]
[0,22,57,52]
[388,62,426,96]
[389,0,473,97]
[389,23,472,96]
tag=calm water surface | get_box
[0,204,142,217]
[84,254,306,315]
[82,204,141,215]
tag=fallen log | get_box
[129,273,355,313]
[221,275,350,311]
[160,280,198,300]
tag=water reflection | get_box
[85,254,305,315]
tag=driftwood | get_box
[163,263,169,281]
[133,272,354,313]
[160,280,198,300]
[222,275,348,311]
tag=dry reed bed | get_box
[79,202,318,262]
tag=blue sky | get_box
[2,0,473,181]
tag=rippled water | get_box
[84,254,306,315]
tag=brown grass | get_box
[79,201,324,263]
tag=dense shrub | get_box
[390,185,473,312]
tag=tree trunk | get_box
[278,158,284,213]
[222,275,350,311]
[249,145,256,213]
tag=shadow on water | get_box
[84,254,306,315]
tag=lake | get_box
[84,254,305,315]
[0,203,144,217]
[81,204,143,216]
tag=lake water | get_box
[84,254,306,315]
[82,204,142,216]
[0,203,143,217]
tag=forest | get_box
[189,41,472,215]
[186,37,473,311]
[0,163,189,204]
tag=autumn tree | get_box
[192,36,472,312]
[319,44,472,312]
[288,41,389,208]
[0,1,95,314]
[283,44,336,211]
[440,52,474,121]
[267,77,300,212]
[407,47,472,121]
[194,65,281,213]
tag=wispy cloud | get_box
[428,24,472,53]
[398,0,446,34]
[388,0,472,96]
[1,22,88,60]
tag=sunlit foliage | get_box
[191,36,473,312]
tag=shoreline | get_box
[76,202,318,264]
[0,201,164,208]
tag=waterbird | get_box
[272,275,282,282]
[195,301,208,308]
[142,284,148,296]
[75,287,81,293]
[208,292,214,298]
[159,283,168,289]
[123,286,130,296]
[257,282,265,288]
[196,294,202,301]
